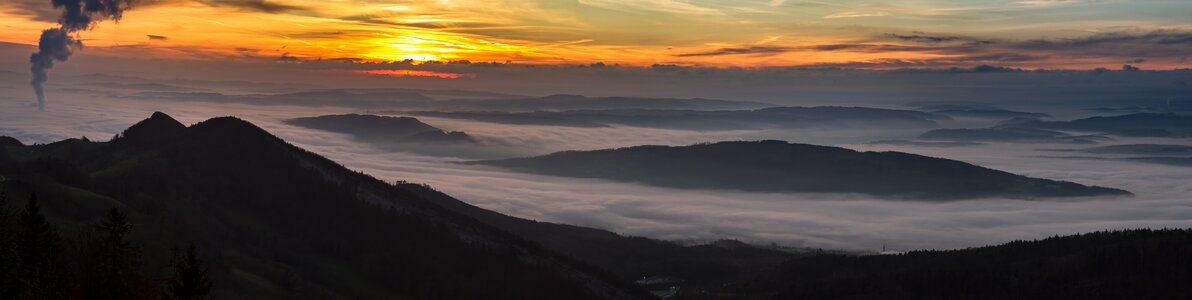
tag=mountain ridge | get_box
[471,140,1130,199]
[0,112,798,299]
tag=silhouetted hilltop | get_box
[735,229,1192,299]
[404,106,945,131]
[471,140,1129,199]
[0,112,650,299]
[0,136,22,147]
[0,112,797,299]
[116,111,187,147]
[286,114,475,144]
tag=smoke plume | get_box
[30,0,138,111]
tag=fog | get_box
[3,80,1191,252]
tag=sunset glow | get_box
[2,0,1189,69]
[340,69,477,79]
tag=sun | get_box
[398,54,444,62]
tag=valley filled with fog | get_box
[2,70,1190,252]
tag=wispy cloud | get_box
[675,45,792,57]
[576,0,724,15]
[196,0,308,14]
[823,11,890,19]
[1014,0,1100,7]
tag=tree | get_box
[82,207,151,300]
[0,190,19,298]
[162,243,213,300]
[15,192,70,300]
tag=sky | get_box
[2,0,1191,69]
[1,1,1191,251]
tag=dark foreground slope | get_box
[735,229,1192,300]
[0,113,648,300]
[472,140,1129,199]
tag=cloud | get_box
[1008,30,1192,59]
[576,0,724,16]
[1014,0,1100,7]
[196,0,306,13]
[887,33,996,45]
[0,0,61,22]
[823,11,890,19]
[1016,30,1192,49]
[674,46,792,57]
[147,35,169,40]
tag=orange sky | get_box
[2,0,1191,69]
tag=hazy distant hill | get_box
[931,108,1051,120]
[471,140,1129,199]
[286,114,475,144]
[1077,144,1192,167]
[0,113,795,299]
[919,127,1111,144]
[917,113,1192,144]
[1083,144,1192,155]
[1005,113,1192,137]
[136,90,435,108]
[425,94,775,112]
[405,106,946,131]
[736,229,1192,299]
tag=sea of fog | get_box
[2,91,1191,252]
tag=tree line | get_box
[0,190,213,300]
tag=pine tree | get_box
[83,207,151,300]
[0,190,19,298]
[15,192,69,300]
[162,243,213,300]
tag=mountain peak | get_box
[119,112,187,147]
[0,136,22,147]
[189,116,278,141]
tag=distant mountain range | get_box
[2,113,1186,299]
[919,127,1111,144]
[131,91,773,111]
[919,113,1192,143]
[403,106,947,131]
[931,109,1050,120]
[1042,144,1192,167]
[1005,113,1192,137]
[0,113,795,299]
[1082,144,1192,155]
[285,114,475,144]
[413,94,776,112]
[470,140,1130,199]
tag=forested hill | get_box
[471,140,1130,199]
[735,229,1192,299]
[0,112,651,299]
[285,114,475,144]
